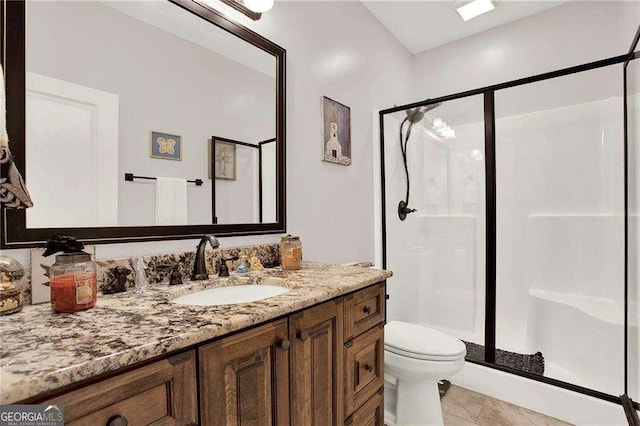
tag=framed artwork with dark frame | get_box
[150,131,182,160]
[322,96,351,166]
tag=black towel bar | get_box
[124,173,203,186]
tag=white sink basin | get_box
[173,285,290,306]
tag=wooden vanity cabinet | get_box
[198,318,290,426]
[36,282,386,426]
[289,299,344,425]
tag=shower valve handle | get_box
[398,201,417,221]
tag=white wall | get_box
[411,1,639,99]
[242,1,414,263]
[2,0,413,264]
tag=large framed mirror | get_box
[1,0,286,248]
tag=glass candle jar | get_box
[280,235,302,270]
[50,253,97,313]
[0,256,25,316]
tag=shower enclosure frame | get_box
[623,26,640,420]
[379,35,640,408]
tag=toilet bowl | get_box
[384,321,466,426]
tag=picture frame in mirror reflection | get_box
[150,131,182,161]
[213,141,237,180]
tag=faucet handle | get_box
[157,264,183,285]
[169,265,183,286]
[217,254,239,277]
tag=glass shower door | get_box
[382,95,488,362]
[494,63,626,395]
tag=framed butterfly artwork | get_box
[150,131,182,160]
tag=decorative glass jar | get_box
[50,253,97,313]
[0,256,25,315]
[280,235,302,270]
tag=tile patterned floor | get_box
[442,385,572,426]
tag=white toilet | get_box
[384,321,466,426]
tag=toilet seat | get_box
[385,321,466,362]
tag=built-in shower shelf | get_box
[527,213,621,218]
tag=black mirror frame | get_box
[0,0,286,248]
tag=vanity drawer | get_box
[344,323,384,417]
[344,388,384,426]
[43,351,197,426]
[344,282,385,341]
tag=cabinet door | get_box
[290,299,344,425]
[43,351,197,426]
[199,319,290,426]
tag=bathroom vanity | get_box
[0,262,391,425]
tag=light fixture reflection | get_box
[432,117,456,140]
[243,0,274,13]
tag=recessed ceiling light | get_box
[455,0,497,21]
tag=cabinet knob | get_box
[296,330,309,341]
[364,364,374,373]
[363,306,371,315]
[278,338,290,351]
[107,415,128,426]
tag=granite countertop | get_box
[0,261,392,404]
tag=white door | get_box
[25,72,119,228]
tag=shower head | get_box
[405,102,442,124]
[405,108,425,124]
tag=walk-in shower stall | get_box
[378,27,640,422]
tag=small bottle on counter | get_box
[280,235,302,270]
[237,250,250,274]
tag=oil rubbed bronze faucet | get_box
[191,235,220,280]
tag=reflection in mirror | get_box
[211,136,276,224]
[25,0,276,228]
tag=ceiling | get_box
[361,0,569,54]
